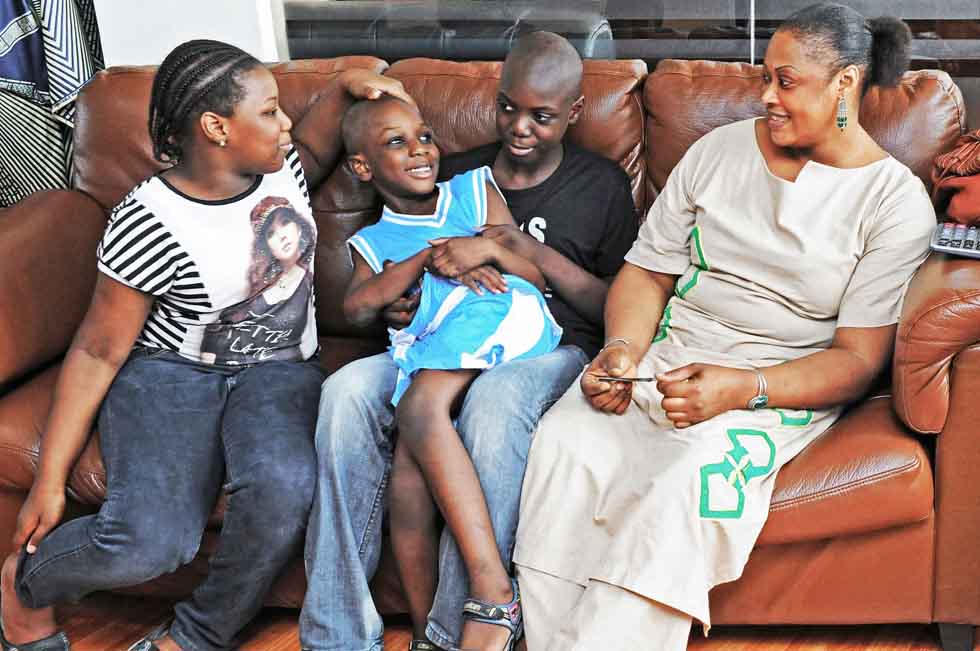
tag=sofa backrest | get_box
[69,55,966,347]
[643,59,967,208]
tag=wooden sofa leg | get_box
[938,623,975,651]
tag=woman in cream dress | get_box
[512,4,935,649]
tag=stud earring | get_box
[219,138,227,147]
[836,94,847,131]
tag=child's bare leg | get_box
[389,441,440,641]
[396,369,515,650]
[1,552,58,645]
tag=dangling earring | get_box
[836,94,847,132]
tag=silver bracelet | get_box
[600,337,631,353]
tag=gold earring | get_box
[836,94,847,131]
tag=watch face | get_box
[749,395,769,410]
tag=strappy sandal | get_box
[125,619,172,651]
[0,629,70,651]
[460,576,523,651]
[409,640,438,650]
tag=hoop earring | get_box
[836,95,847,132]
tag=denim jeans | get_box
[15,348,324,651]
[300,345,588,651]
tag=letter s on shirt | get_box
[521,217,547,243]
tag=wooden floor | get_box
[53,592,974,651]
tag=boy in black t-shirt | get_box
[302,31,639,651]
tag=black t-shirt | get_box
[439,142,639,357]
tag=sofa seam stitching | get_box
[769,456,920,511]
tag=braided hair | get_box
[779,3,911,96]
[149,39,262,164]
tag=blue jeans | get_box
[15,348,323,651]
[301,345,588,651]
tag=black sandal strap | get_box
[0,630,70,651]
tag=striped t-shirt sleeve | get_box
[286,146,309,201]
[97,196,183,296]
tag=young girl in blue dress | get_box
[342,96,561,650]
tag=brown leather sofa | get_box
[0,56,976,650]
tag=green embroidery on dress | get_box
[675,226,710,299]
[699,428,776,519]
[773,408,813,427]
[653,304,673,343]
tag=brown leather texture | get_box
[0,55,974,626]
[932,347,980,625]
[893,252,980,434]
[644,60,966,203]
[0,191,106,388]
[712,516,934,625]
[758,396,932,546]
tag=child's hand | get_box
[14,479,66,553]
[428,237,494,277]
[457,265,507,295]
[382,293,420,328]
[339,69,417,107]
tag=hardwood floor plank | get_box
[52,593,974,651]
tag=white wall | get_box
[92,0,287,66]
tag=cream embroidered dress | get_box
[512,118,934,629]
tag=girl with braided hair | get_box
[0,39,414,651]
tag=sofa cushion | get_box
[643,60,966,211]
[758,394,933,545]
[0,361,931,547]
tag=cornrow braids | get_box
[149,39,262,164]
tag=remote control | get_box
[930,221,980,259]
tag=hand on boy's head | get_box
[340,68,417,108]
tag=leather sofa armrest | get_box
[893,251,980,434]
[0,190,105,389]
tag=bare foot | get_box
[0,552,58,645]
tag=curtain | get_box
[0,0,103,207]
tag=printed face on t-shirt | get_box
[266,215,302,265]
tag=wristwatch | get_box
[746,370,769,410]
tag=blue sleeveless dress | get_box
[348,167,563,405]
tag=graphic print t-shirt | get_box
[96,148,318,366]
